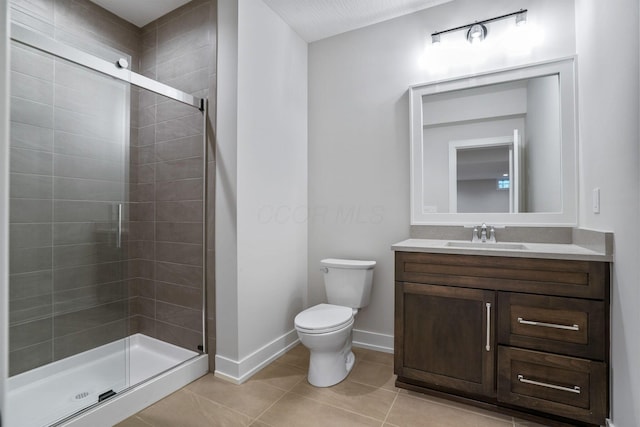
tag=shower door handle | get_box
[116,203,122,249]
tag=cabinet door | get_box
[395,282,496,397]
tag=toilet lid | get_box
[295,304,354,334]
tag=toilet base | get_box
[307,341,355,387]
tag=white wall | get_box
[575,2,640,426]
[308,0,576,350]
[0,0,8,420]
[215,0,308,381]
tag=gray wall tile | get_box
[54,300,127,337]
[10,173,53,199]
[10,317,52,350]
[53,242,121,268]
[10,147,53,175]
[10,223,52,249]
[54,177,124,202]
[155,112,202,143]
[155,242,202,266]
[11,122,54,152]
[155,157,203,182]
[54,200,117,222]
[10,198,52,223]
[10,44,54,81]
[10,270,53,300]
[156,200,202,222]
[10,246,52,274]
[10,294,53,324]
[156,222,203,244]
[54,261,123,291]
[156,178,203,201]
[9,341,53,376]
[11,97,54,128]
[156,262,202,289]
[155,135,202,162]
[156,301,201,331]
[11,70,54,104]
[155,282,201,309]
[53,319,128,360]
[54,281,127,314]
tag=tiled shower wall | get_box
[127,0,216,359]
[8,0,216,375]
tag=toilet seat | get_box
[295,303,354,334]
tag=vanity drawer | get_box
[497,346,607,426]
[498,293,605,360]
[395,252,608,299]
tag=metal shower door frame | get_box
[9,22,209,354]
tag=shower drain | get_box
[73,391,90,401]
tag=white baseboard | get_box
[214,328,394,383]
[214,329,299,384]
[353,329,394,353]
[606,419,615,427]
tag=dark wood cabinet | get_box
[394,251,610,427]
[396,283,495,397]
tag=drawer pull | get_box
[485,302,491,351]
[517,374,581,394]
[517,317,579,331]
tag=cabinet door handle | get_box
[517,374,581,394]
[485,302,491,351]
[517,317,579,331]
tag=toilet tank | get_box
[321,258,376,309]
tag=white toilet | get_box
[294,258,376,387]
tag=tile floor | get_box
[117,345,550,427]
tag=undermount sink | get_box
[444,241,529,250]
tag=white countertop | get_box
[391,238,613,262]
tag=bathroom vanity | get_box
[392,239,611,427]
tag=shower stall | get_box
[3,2,211,425]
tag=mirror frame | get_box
[409,57,577,226]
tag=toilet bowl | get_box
[294,304,356,387]
[294,258,375,387]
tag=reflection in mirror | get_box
[450,133,520,214]
[423,75,559,214]
[410,58,577,226]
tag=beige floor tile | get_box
[274,344,309,370]
[115,416,154,427]
[349,360,397,391]
[387,394,513,427]
[290,378,397,421]
[136,389,252,427]
[397,389,513,423]
[257,392,383,427]
[250,360,307,391]
[186,373,286,418]
[353,347,394,366]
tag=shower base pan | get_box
[6,333,208,427]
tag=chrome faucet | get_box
[472,225,481,242]
[471,223,497,243]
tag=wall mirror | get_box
[410,58,577,226]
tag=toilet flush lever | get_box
[320,267,329,273]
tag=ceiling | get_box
[90,0,453,41]
[263,0,453,42]
[89,0,192,27]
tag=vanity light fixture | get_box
[431,8,528,45]
[466,24,487,44]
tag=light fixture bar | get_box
[431,9,528,38]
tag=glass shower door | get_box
[7,40,130,426]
